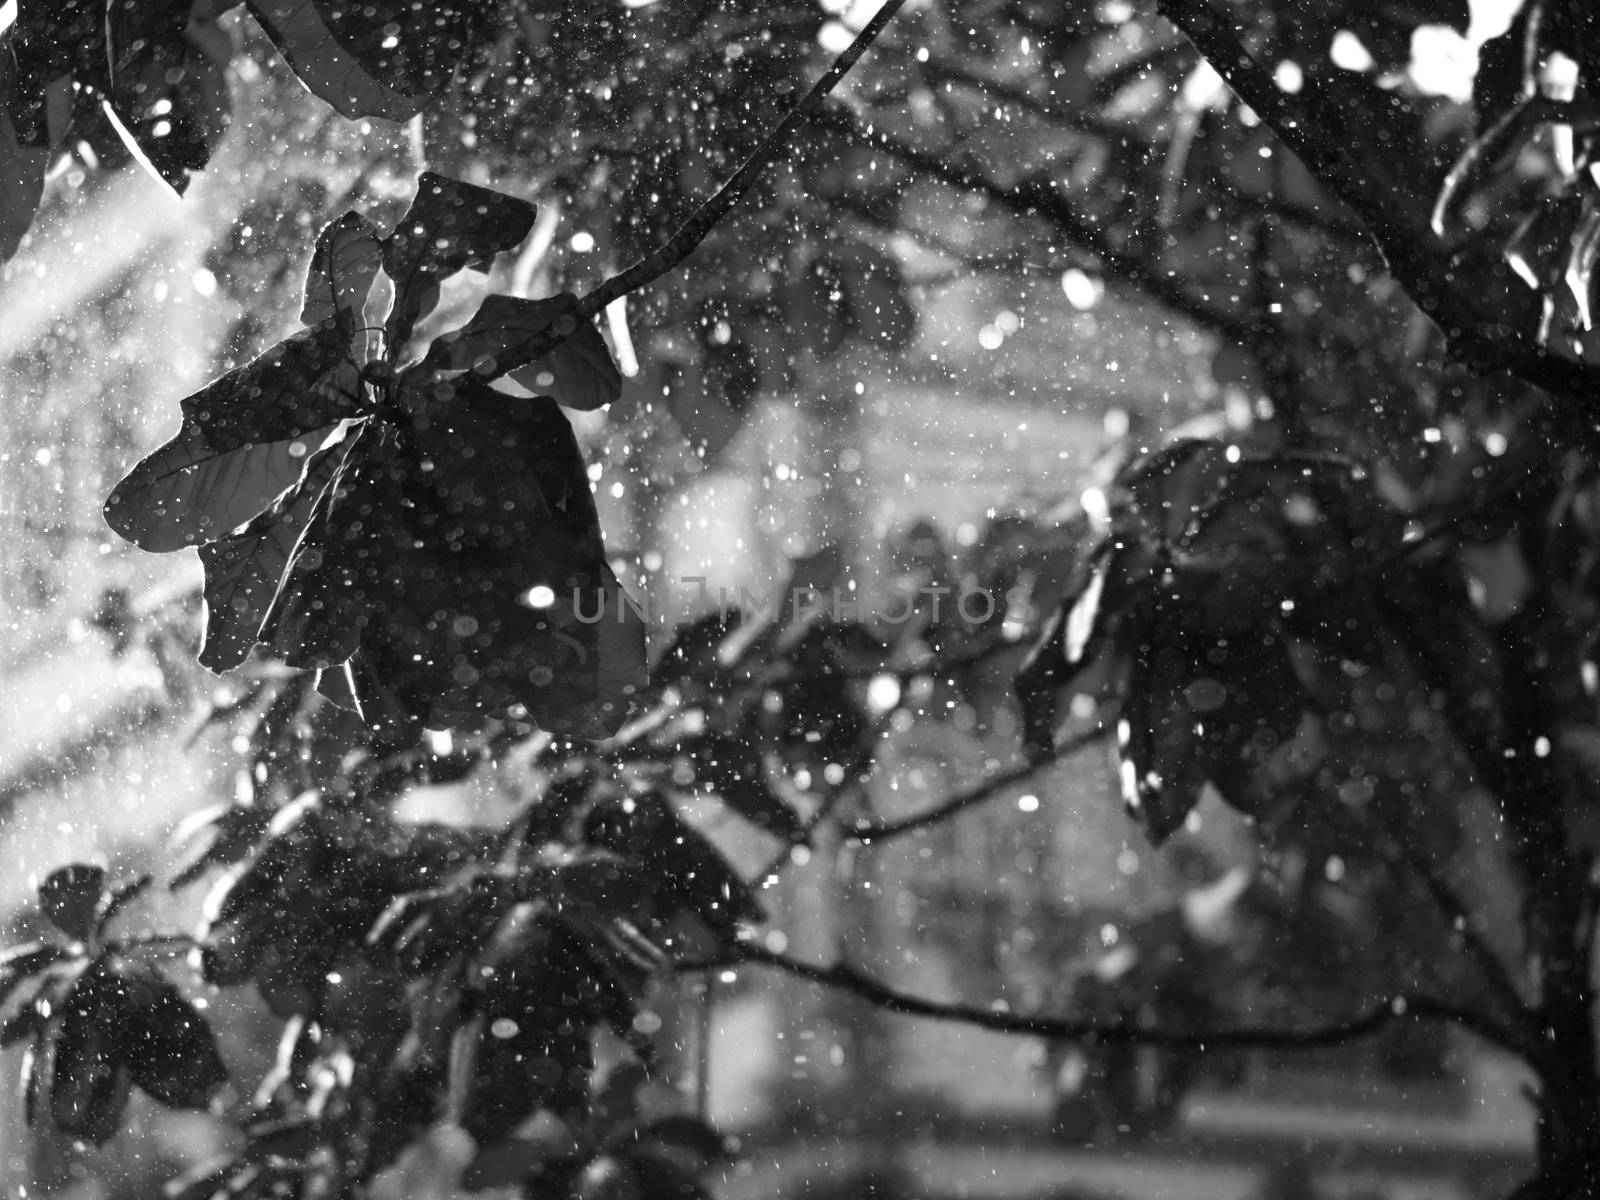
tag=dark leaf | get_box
[198,439,348,671]
[0,108,50,261]
[104,322,360,553]
[38,865,108,941]
[51,963,136,1143]
[382,171,537,349]
[786,255,849,357]
[104,0,226,194]
[302,209,384,328]
[104,423,341,553]
[113,960,231,1109]
[421,292,623,411]
[703,341,760,413]
[179,320,363,452]
[696,740,804,841]
[463,1132,579,1190]
[834,242,915,349]
[263,383,647,735]
[623,1115,730,1164]
[0,944,67,1009]
[583,792,760,935]
[245,0,422,121]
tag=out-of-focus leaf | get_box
[786,254,849,357]
[420,292,623,411]
[51,963,136,1143]
[696,741,804,841]
[245,0,422,121]
[1504,187,1587,297]
[302,209,383,328]
[0,944,66,1009]
[583,792,760,935]
[1565,193,1600,332]
[198,440,346,671]
[620,1114,730,1164]
[703,341,760,413]
[96,875,153,929]
[114,960,231,1109]
[37,865,107,942]
[834,241,915,349]
[382,171,536,348]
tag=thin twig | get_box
[686,942,1531,1057]
[494,0,909,376]
[847,725,1109,843]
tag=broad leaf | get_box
[382,171,537,349]
[302,209,383,328]
[0,107,50,260]
[180,320,362,452]
[115,961,230,1109]
[0,945,67,1013]
[105,322,360,553]
[264,383,647,735]
[104,423,340,553]
[245,0,420,121]
[419,292,623,411]
[198,440,347,671]
[258,422,394,670]
[37,865,107,942]
[51,963,136,1143]
[104,0,213,194]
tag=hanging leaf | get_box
[49,963,136,1143]
[37,865,108,942]
[104,424,340,554]
[302,209,384,328]
[382,171,537,349]
[115,961,230,1109]
[180,320,363,452]
[249,0,486,119]
[419,292,623,411]
[703,340,761,413]
[104,322,361,553]
[262,384,647,734]
[583,791,760,936]
[198,441,347,671]
[103,0,217,194]
[0,107,50,261]
[1,940,64,985]
[245,0,422,121]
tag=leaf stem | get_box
[684,942,1533,1057]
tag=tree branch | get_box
[1155,0,1600,415]
[811,108,1258,345]
[688,942,1533,1057]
